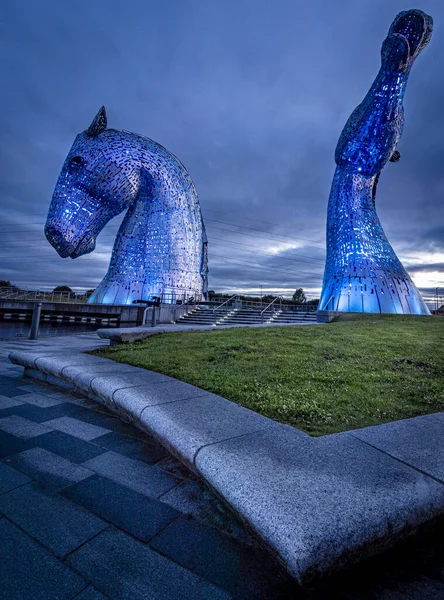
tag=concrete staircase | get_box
[177,307,317,326]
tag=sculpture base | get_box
[319,275,430,315]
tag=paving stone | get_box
[0,430,34,459]
[4,447,93,491]
[0,415,52,439]
[92,431,168,464]
[0,482,107,557]
[0,380,31,398]
[76,410,150,440]
[0,518,86,600]
[44,416,110,441]
[75,586,108,600]
[34,430,106,463]
[0,461,30,495]
[0,395,24,410]
[159,480,258,546]
[67,528,231,600]
[82,451,178,498]
[113,379,208,419]
[64,474,180,542]
[352,414,444,483]
[0,402,87,423]
[138,391,289,466]
[14,392,65,407]
[150,516,301,599]
[196,428,444,585]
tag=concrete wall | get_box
[316,310,342,323]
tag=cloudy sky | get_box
[1,0,443,304]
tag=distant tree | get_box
[84,289,95,298]
[208,290,216,300]
[306,298,320,306]
[52,285,73,293]
[0,280,20,292]
[262,294,277,304]
[292,288,307,304]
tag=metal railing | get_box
[212,294,238,315]
[142,298,199,327]
[260,296,282,322]
[0,287,89,304]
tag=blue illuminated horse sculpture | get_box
[319,9,432,314]
[46,107,208,305]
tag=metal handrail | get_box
[260,296,282,322]
[212,294,238,314]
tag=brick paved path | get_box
[0,334,300,600]
[1,334,444,600]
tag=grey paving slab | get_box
[67,528,231,600]
[0,415,52,439]
[64,474,180,542]
[0,482,107,557]
[0,395,24,409]
[92,431,168,464]
[44,416,110,441]
[14,392,65,407]
[0,430,34,459]
[150,515,300,599]
[0,517,86,600]
[82,451,178,498]
[139,391,291,466]
[75,586,108,600]
[0,401,87,423]
[0,461,30,495]
[0,380,32,398]
[113,379,208,420]
[196,428,444,585]
[159,480,257,546]
[351,414,444,483]
[35,430,106,463]
[4,447,93,491]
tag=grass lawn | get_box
[92,314,444,436]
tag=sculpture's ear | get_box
[85,106,107,137]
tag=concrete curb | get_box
[9,348,444,586]
[97,321,319,344]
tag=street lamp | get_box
[260,285,263,308]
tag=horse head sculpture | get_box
[46,107,208,305]
[319,9,432,314]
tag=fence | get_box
[0,288,88,304]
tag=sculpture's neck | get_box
[326,167,402,269]
[335,66,410,176]
[109,140,199,279]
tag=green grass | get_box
[92,314,444,436]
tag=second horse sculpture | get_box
[45,107,208,305]
[319,9,432,315]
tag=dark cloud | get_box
[0,0,442,305]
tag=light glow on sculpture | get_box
[46,107,208,305]
[319,9,432,315]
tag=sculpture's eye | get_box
[69,156,85,169]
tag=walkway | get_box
[0,335,299,600]
[2,334,444,599]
